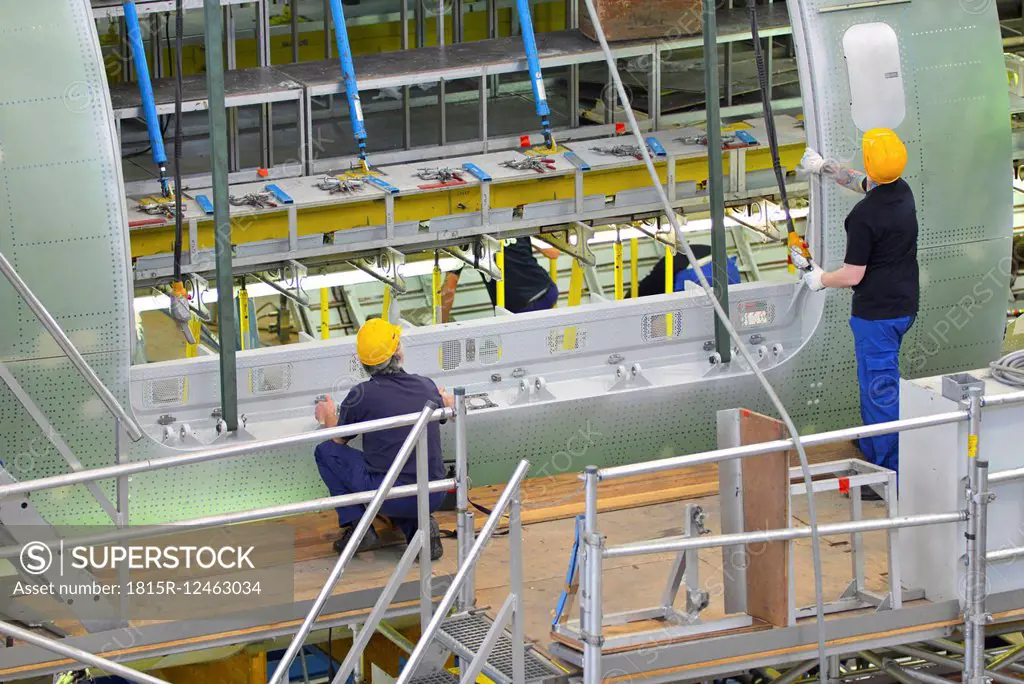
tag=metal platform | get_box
[439,612,568,684]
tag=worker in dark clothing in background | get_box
[794,128,919,492]
[314,318,452,560]
[441,237,560,320]
[633,244,713,297]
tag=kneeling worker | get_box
[793,128,919,481]
[314,319,452,559]
[441,237,560,319]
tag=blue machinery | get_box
[326,0,555,157]
[327,0,370,170]
[122,1,169,196]
[515,0,555,149]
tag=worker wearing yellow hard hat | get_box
[313,318,454,559]
[793,128,919,494]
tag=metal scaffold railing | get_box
[0,395,473,684]
[574,385,1024,684]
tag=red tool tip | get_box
[257,168,269,177]
[615,123,626,135]
[519,135,531,148]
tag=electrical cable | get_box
[990,350,1024,387]
[172,0,184,282]
[578,0,830,679]
[748,1,797,241]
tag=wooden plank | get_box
[550,619,771,655]
[739,410,791,629]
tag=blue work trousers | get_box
[314,440,445,541]
[849,315,915,473]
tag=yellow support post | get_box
[238,286,250,351]
[664,245,674,338]
[496,241,506,310]
[185,315,200,358]
[630,237,639,299]
[568,259,584,307]
[320,287,330,340]
[382,285,392,321]
[613,237,624,301]
[432,253,442,325]
[664,245,674,294]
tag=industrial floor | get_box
[265,440,884,646]
[12,440,902,681]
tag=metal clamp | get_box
[442,234,502,281]
[348,247,406,293]
[537,222,596,266]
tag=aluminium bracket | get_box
[442,234,502,281]
[537,222,596,266]
[348,247,407,293]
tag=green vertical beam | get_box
[204,0,239,431]
[703,0,731,362]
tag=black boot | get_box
[429,515,443,561]
[413,516,444,562]
[333,524,383,554]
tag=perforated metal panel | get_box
[0,0,134,525]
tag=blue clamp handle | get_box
[196,195,214,215]
[645,137,668,157]
[562,151,591,171]
[461,163,492,182]
[265,184,294,204]
[364,176,400,194]
[735,130,759,145]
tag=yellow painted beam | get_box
[129,143,809,260]
[382,285,392,320]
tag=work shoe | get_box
[429,515,443,562]
[333,524,383,555]
[413,516,444,562]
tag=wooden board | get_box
[437,439,855,533]
[739,410,791,628]
[549,618,771,655]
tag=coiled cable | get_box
[990,349,1024,387]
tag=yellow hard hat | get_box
[356,318,401,366]
[862,128,907,184]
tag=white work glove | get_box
[797,148,839,177]
[790,249,812,272]
[802,265,826,291]
[790,247,826,292]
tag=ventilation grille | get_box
[478,336,502,365]
[547,326,587,354]
[642,311,683,341]
[251,363,293,394]
[440,340,462,371]
[144,377,186,408]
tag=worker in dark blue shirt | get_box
[794,129,919,485]
[440,237,560,319]
[314,318,452,559]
